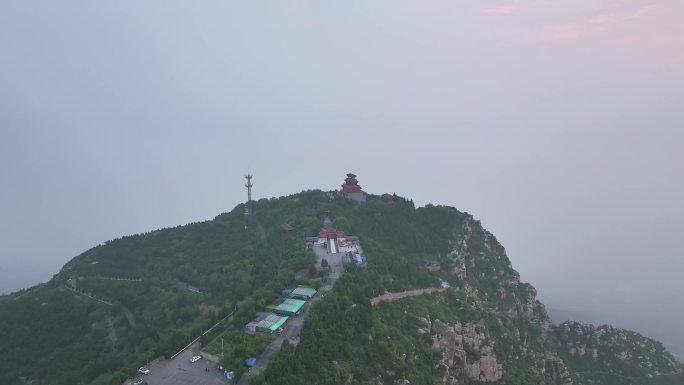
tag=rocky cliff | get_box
[555,322,682,382]
[444,217,549,324]
[425,214,682,385]
[420,317,503,383]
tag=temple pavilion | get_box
[341,173,366,203]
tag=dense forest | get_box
[249,193,682,385]
[250,196,562,385]
[1,189,681,385]
[0,191,331,385]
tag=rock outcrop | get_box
[555,321,682,379]
[430,214,684,385]
[422,317,503,383]
[544,352,574,385]
[446,217,548,325]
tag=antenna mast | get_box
[245,174,253,216]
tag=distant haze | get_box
[1,0,682,356]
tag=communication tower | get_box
[245,174,253,216]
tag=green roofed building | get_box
[255,314,289,334]
[274,299,306,316]
[289,286,317,300]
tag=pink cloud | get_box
[588,4,656,25]
[483,0,555,15]
[484,4,518,14]
[538,4,657,42]
[542,23,585,42]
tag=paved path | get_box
[311,245,346,275]
[370,285,449,306]
[237,248,345,385]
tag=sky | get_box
[1,0,683,355]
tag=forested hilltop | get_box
[0,189,681,385]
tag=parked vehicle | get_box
[190,355,202,363]
[133,378,147,385]
[138,367,150,375]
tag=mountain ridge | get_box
[1,188,681,385]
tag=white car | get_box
[138,367,150,375]
[190,355,202,363]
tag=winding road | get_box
[237,245,344,384]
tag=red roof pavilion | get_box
[341,173,362,194]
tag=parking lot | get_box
[131,248,348,385]
[132,343,229,385]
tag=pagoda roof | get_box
[342,185,362,193]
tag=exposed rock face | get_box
[447,217,548,325]
[447,221,470,280]
[544,352,574,385]
[425,317,503,383]
[555,321,682,379]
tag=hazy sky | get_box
[2,0,682,354]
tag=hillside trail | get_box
[370,285,449,306]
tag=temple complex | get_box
[306,211,361,254]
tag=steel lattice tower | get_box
[245,174,253,216]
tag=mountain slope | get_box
[250,194,682,385]
[0,191,329,385]
[1,189,681,385]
